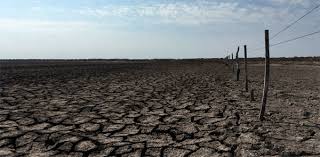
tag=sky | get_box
[0,0,319,59]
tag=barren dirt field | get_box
[0,59,319,157]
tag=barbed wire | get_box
[270,3,320,40]
[227,3,320,58]
[245,2,320,53]
[247,29,320,56]
[270,29,320,47]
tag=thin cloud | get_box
[76,1,297,26]
[0,18,95,31]
[271,0,313,7]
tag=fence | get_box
[224,3,320,121]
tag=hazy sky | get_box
[1,0,319,59]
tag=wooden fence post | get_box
[250,89,255,102]
[236,46,240,81]
[232,53,234,73]
[259,30,270,121]
[223,56,229,66]
[244,45,248,92]
[226,55,229,66]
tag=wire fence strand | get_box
[270,3,320,40]
[271,29,320,47]
[248,28,320,56]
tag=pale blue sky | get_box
[0,0,319,59]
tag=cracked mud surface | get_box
[0,60,319,157]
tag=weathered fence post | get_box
[244,45,248,92]
[250,89,255,102]
[226,55,230,66]
[232,53,234,73]
[259,30,270,121]
[236,47,240,81]
[224,56,229,66]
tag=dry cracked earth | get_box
[0,59,319,157]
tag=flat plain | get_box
[0,59,319,157]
